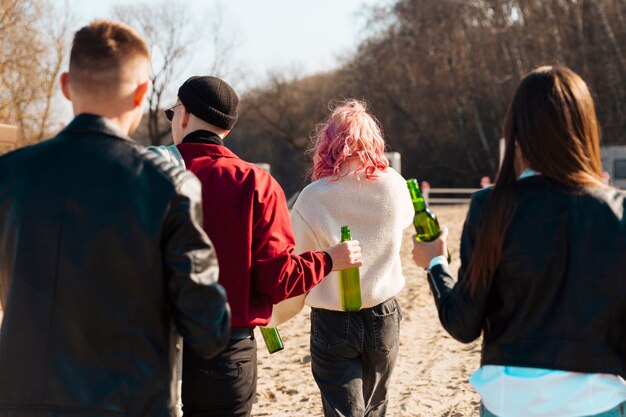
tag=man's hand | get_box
[327,240,363,271]
[412,227,448,269]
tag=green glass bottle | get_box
[259,326,284,354]
[407,179,451,262]
[338,226,362,311]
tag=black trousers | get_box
[182,336,257,417]
[310,297,401,417]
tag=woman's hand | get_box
[412,227,448,269]
[327,240,363,271]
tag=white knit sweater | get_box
[269,162,413,324]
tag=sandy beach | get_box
[253,204,482,416]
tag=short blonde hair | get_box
[69,20,150,96]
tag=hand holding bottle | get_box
[337,226,362,311]
[326,239,363,271]
[412,227,449,269]
[407,178,451,263]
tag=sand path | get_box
[253,204,482,416]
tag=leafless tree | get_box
[233,0,626,191]
[0,0,70,147]
[243,71,340,153]
[113,1,237,145]
[113,4,193,145]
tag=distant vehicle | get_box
[601,146,626,189]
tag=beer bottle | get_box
[338,226,362,311]
[259,326,284,354]
[407,178,451,262]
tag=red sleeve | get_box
[250,178,331,304]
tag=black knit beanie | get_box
[177,76,239,130]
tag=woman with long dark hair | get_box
[413,66,626,416]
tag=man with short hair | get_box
[0,20,230,417]
[165,76,363,417]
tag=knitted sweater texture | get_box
[292,164,414,311]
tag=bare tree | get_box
[113,1,237,145]
[113,4,194,145]
[0,0,70,147]
[234,0,626,191]
[243,69,348,154]
[205,1,238,78]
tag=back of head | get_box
[466,66,604,293]
[312,99,389,181]
[502,65,602,187]
[177,76,239,130]
[69,20,150,101]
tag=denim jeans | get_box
[182,337,257,417]
[480,401,626,417]
[310,297,402,417]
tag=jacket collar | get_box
[518,168,541,180]
[181,130,224,147]
[177,137,240,161]
[60,113,131,142]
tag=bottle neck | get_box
[407,181,426,211]
[341,227,351,242]
[413,199,426,212]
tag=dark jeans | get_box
[310,297,402,417]
[182,337,257,417]
[480,401,626,417]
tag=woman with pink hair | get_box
[274,99,413,416]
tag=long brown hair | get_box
[465,66,604,293]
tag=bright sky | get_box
[59,0,385,92]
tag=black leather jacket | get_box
[427,175,626,377]
[0,115,231,417]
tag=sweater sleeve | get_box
[267,201,326,326]
[390,168,415,229]
[401,176,416,228]
[250,182,331,304]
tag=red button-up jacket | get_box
[178,141,330,328]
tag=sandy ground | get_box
[0,204,480,416]
[253,204,482,417]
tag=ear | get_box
[181,107,191,129]
[60,72,71,101]
[133,80,150,108]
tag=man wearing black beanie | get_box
[165,76,363,417]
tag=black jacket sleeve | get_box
[164,173,231,359]
[426,190,491,343]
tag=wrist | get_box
[322,251,333,274]
[428,255,448,271]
